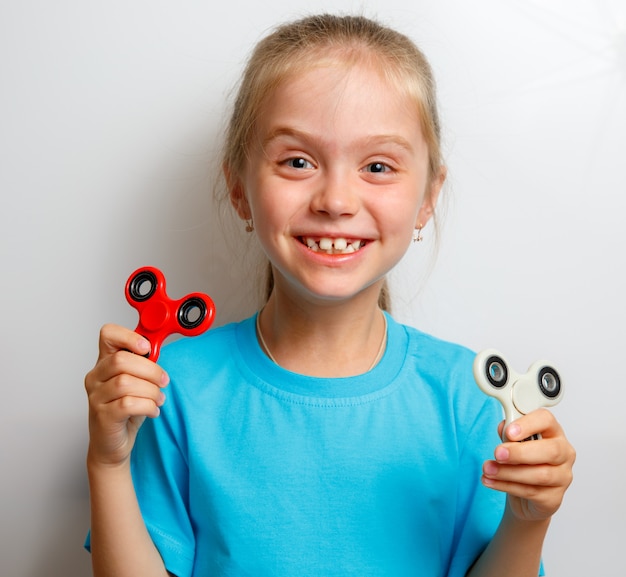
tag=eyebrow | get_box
[261,126,416,155]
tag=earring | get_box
[245,219,254,233]
[413,225,423,243]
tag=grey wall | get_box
[2,1,624,575]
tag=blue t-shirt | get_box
[120,313,507,577]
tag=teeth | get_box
[333,238,347,251]
[302,237,363,255]
[319,238,333,251]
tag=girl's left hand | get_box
[482,408,576,522]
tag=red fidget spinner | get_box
[125,266,215,361]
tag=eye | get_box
[364,162,391,173]
[285,157,313,169]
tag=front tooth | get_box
[319,238,333,251]
[333,238,347,251]
[306,237,362,253]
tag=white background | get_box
[1,1,624,575]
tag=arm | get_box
[87,460,172,577]
[85,324,171,577]
[467,409,576,577]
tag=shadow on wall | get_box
[30,497,93,577]
[24,144,262,577]
[107,141,263,329]
[23,441,93,577]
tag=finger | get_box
[494,436,572,468]
[504,408,561,442]
[481,475,566,514]
[105,349,168,387]
[97,323,151,359]
[483,460,571,489]
[101,395,164,422]
[86,349,169,395]
[89,372,167,409]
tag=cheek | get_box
[375,193,422,233]
[248,193,298,257]
[251,194,286,228]
[250,179,309,229]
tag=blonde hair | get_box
[221,14,444,310]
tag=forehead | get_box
[256,59,423,144]
[278,46,414,102]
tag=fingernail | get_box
[138,338,150,353]
[158,392,166,406]
[484,461,499,476]
[495,446,510,463]
[161,371,170,386]
[507,423,521,439]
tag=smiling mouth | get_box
[300,237,366,255]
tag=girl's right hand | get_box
[84,324,169,469]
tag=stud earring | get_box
[413,225,423,243]
[245,219,254,233]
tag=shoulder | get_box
[142,316,258,429]
[391,317,499,419]
[158,316,251,369]
[153,316,256,398]
[394,318,476,381]
[388,317,503,455]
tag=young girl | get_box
[85,14,575,577]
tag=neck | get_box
[256,291,388,377]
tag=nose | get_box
[310,169,360,218]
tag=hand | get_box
[482,408,576,522]
[85,324,169,469]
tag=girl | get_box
[84,14,575,577]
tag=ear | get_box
[416,165,446,228]
[223,162,251,221]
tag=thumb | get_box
[98,323,151,359]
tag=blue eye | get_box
[366,162,389,173]
[286,157,313,169]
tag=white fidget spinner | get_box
[473,349,563,441]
